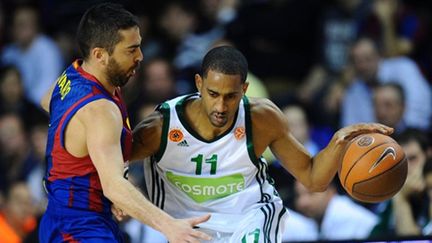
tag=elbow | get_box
[101,178,120,203]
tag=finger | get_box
[191,229,212,241]
[188,214,211,225]
[114,211,124,221]
[186,237,200,243]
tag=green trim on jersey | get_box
[155,102,170,161]
[243,96,260,167]
[175,93,239,143]
[244,96,274,203]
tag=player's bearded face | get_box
[106,56,133,87]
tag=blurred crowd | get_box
[0,0,431,242]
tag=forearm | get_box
[381,19,400,57]
[104,176,173,233]
[309,138,345,191]
[393,195,421,235]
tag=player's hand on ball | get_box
[334,123,393,145]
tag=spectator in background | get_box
[158,0,232,93]
[0,113,40,193]
[225,0,321,85]
[361,0,426,58]
[373,82,406,135]
[143,58,178,102]
[341,37,431,130]
[0,65,47,129]
[26,122,48,215]
[1,4,64,105]
[371,128,430,238]
[127,58,179,126]
[0,181,37,243]
[298,0,370,126]
[283,105,320,156]
[294,180,378,240]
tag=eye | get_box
[226,94,236,100]
[208,91,218,97]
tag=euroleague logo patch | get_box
[357,135,374,147]
[169,128,184,142]
[234,127,245,140]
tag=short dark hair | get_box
[201,46,248,83]
[395,128,430,152]
[76,3,138,59]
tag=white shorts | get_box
[197,202,288,243]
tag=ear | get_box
[195,74,203,93]
[242,82,249,95]
[91,47,109,66]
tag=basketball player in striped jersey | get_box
[38,3,211,243]
[131,46,393,242]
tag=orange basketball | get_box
[338,133,407,203]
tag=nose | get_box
[215,97,227,113]
[136,48,143,63]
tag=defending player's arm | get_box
[80,100,211,243]
[130,110,163,161]
[251,98,393,192]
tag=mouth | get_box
[128,66,138,77]
[213,113,226,123]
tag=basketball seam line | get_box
[352,156,407,198]
[342,141,394,187]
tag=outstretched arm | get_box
[81,100,211,243]
[252,98,393,192]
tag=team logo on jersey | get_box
[166,171,245,203]
[234,127,245,140]
[169,128,184,142]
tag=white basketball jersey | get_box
[144,93,286,233]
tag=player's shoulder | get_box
[247,97,285,129]
[133,110,164,134]
[248,97,282,118]
[77,98,121,121]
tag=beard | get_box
[106,57,131,87]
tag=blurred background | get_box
[0,0,431,242]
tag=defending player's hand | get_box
[111,204,127,221]
[165,214,212,243]
[333,123,394,145]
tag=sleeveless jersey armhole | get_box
[243,96,261,168]
[154,102,170,161]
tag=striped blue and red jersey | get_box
[44,60,132,214]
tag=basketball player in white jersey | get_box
[130,46,393,242]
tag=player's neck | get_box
[81,61,116,94]
[186,99,233,141]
